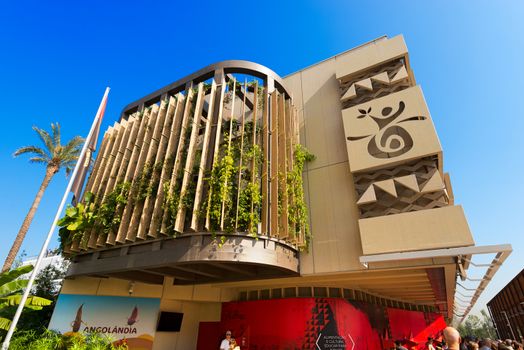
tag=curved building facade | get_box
[51,35,511,349]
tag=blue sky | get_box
[0,1,522,315]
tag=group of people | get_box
[220,330,241,350]
[394,327,523,350]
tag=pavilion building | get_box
[50,35,511,349]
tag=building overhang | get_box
[359,244,512,321]
[66,234,299,285]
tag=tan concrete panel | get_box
[96,278,162,298]
[283,71,304,108]
[153,300,221,350]
[300,58,348,169]
[61,277,100,295]
[342,85,442,173]
[326,162,364,271]
[62,276,164,298]
[359,205,475,255]
[192,285,222,302]
[163,284,195,301]
[306,166,337,273]
[305,162,362,273]
[335,35,408,81]
[174,301,221,350]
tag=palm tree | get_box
[0,264,51,331]
[2,123,83,272]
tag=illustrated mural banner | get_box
[49,294,160,350]
[213,298,446,350]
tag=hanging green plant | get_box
[287,144,315,249]
[162,179,181,236]
[206,132,236,232]
[97,181,131,238]
[57,192,98,251]
[237,144,262,236]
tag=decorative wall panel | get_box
[342,85,442,173]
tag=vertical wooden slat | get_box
[95,120,127,202]
[92,107,150,248]
[269,92,279,238]
[103,114,143,246]
[89,124,118,199]
[174,83,205,233]
[114,106,157,244]
[80,119,131,250]
[149,94,185,237]
[137,96,177,239]
[234,79,247,230]
[278,94,288,239]
[98,119,132,201]
[261,87,269,235]
[249,81,259,233]
[286,101,296,241]
[205,76,226,230]
[220,78,236,231]
[83,131,111,195]
[72,122,121,251]
[127,101,166,241]
[191,81,217,231]
[160,87,195,234]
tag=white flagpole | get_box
[1,87,110,350]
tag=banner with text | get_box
[49,294,160,350]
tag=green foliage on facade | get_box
[288,144,315,247]
[58,81,315,251]
[57,192,97,249]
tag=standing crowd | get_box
[393,327,523,350]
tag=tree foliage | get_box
[0,265,51,334]
[8,329,128,350]
[457,310,497,340]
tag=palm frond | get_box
[29,157,51,164]
[51,122,61,148]
[64,135,84,150]
[60,136,84,160]
[13,146,48,159]
[0,265,33,286]
[33,125,55,155]
[0,279,29,297]
[26,295,52,307]
[0,295,52,310]
[0,317,11,331]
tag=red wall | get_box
[197,298,446,350]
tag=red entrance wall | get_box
[198,298,446,350]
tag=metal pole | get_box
[1,87,110,350]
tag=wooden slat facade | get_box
[67,66,306,255]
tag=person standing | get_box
[220,330,232,350]
[443,327,461,350]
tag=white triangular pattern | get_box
[390,65,409,83]
[394,174,420,192]
[421,171,444,193]
[373,179,397,197]
[354,78,373,91]
[357,185,377,205]
[371,71,390,85]
[341,84,356,102]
